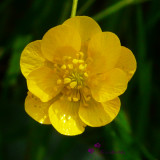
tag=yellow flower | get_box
[20,16,136,136]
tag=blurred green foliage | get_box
[0,0,160,160]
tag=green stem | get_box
[58,0,71,23]
[77,0,96,15]
[71,0,78,17]
[92,0,149,21]
[93,0,133,21]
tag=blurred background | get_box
[0,0,160,160]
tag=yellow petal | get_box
[41,25,81,62]
[25,92,53,124]
[89,68,128,102]
[27,80,51,103]
[87,32,121,74]
[115,46,137,81]
[63,16,102,53]
[79,97,120,127]
[20,40,45,78]
[27,66,63,102]
[49,96,86,136]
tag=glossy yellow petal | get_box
[20,40,45,78]
[49,96,86,136]
[27,66,63,102]
[41,25,81,62]
[89,68,128,102]
[63,16,102,53]
[25,92,52,124]
[27,80,51,103]
[115,46,137,81]
[79,97,120,127]
[87,32,121,74]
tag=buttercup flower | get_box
[20,16,136,136]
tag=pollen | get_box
[79,52,84,58]
[73,97,79,102]
[68,64,73,69]
[79,64,85,70]
[84,72,88,77]
[57,79,62,84]
[68,96,72,101]
[78,60,84,63]
[64,78,71,84]
[61,64,66,70]
[70,81,77,88]
[72,59,79,64]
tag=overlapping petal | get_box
[115,46,137,81]
[41,24,81,63]
[20,40,45,78]
[49,96,86,136]
[25,92,53,124]
[63,16,102,54]
[79,97,120,127]
[87,32,121,74]
[89,68,128,102]
[27,66,63,102]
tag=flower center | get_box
[54,52,90,102]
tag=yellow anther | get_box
[61,64,66,70]
[68,64,73,69]
[57,79,62,84]
[84,72,88,77]
[70,81,77,88]
[68,97,72,101]
[79,52,84,58]
[72,59,79,64]
[73,97,79,102]
[78,60,84,63]
[64,78,71,84]
[79,64,85,70]
[63,56,72,62]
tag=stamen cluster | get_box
[53,52,90,102]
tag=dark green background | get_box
[0,0,159,160]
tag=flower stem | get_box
[71,0,78,17]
